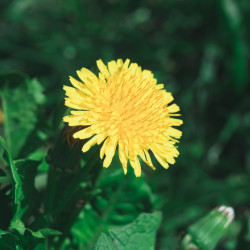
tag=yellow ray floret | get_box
[63,59,183,177]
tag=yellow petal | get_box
[103,140,117,168]
[130,157,141,177]
[119,145,128,174]
[156,84,164,90]
[117,59,123,71]
[168,118,183,126]
[63,85,92,102]
[63,85,79,97]
[135,66,142,74]
[65,99,84,110]
[97,59,110,76]
[139,150,156,170]
[73,127,95,139]
[63,115,86,126]
[77,68,99,91]
[144,150,154,168]
[166,127,182,139]
[123,59,130,69]
[108,60,118,75]
[129,63,138,74]
[152,151,169,169]
[82,135,99,152]
[164,92,174,104]
[165,155,176,164]
[168,103,180,113]
[142,70,153,81]
[69,76,85,91]
[71,110,89,115]
[96,133,107,145]
[100,138,108,159]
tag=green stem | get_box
[52,147,102,249]
[44,168,59,217]
[51,146,100,222]
[45,237,49,250]
[1,94,12,154]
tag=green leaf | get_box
[93,233,115,250]
[26,228,62,239]
[0,73,45,158]
[0,136,26,234]
[93,213,162,250]
[0,230,18,240]
[13,228,62,249]
[220,0,241,31]
[0,136,51,240]
[109,212,162,250]
[14,159,40,213]
[0,229,18,249]
[219,0,247,93]
[246,216,250,242]
[0,136,24,203]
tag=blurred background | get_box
[0,0,250,249]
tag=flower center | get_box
[102,71,163,144]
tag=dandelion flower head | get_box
[63,59,183,177]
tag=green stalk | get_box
[51,146,100,221]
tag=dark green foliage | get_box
[0,73,45,158]
[0,0,250,249]
[94,212,162,250]
[0,136,62,249]
[94,233,115,250]
[0,229,18,249]
[70,164,156,249]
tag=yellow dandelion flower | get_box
[63,59,183,177]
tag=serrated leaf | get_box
[0,73,45,158]
[93,233,115,250]
[109,212,162,250]
[0,136,49,239]
[0,136,26,234]
[0,136,24,204]
[14,159,40,213]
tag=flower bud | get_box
[182,206,234,250]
